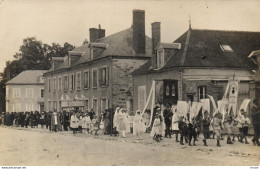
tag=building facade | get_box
[43,9,152,115]
[5,70,47,112]
[133,26,260,114]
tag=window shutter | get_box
[99,68,102,87]
[106,67,109,87]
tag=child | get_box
[178,116,187,145]
[90,115,99,135]
[213,111,223,147]
[133,110,146,140]
[171,110,179,142]
[202,111,211,146]
[151,114,162,142]
[239,110,250,144]
[231,115,240,141]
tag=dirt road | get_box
[0,126,259,166]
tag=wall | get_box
[133,70,180,112]
[112,58,149,111]
[6,84,44,112]
[44,57,112,115]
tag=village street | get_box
[0,126,259,166]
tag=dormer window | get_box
[220,44,233,52]
[157,49,164,68]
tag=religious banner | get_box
[239,99,251,115]
[176,101,188,116]
[228,81,239,116]
[208,95,217,112]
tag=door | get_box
[163,80,178,105]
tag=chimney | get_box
[89,25,105,42]
[151,22,161,68]
[133,9,146,55]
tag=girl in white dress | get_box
[133,110,146,140]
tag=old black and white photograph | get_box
[0,0,260,167]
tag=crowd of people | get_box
[0,99,259,148]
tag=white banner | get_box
[228,81,239,116]
[239,99,251,115]
[177,101,188,116]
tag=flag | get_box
[177,101,188,116]
[228,81,239,116]
[239,99,251,115]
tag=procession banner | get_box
[218,98,229,123]
[228,81,239,116]
[239,99,251,115]
[176,101,188,116]
[200,98,210,117]
[190,102,202,120]
[208,95,217,112]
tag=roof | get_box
[6,70,47,85]
[51,27,152,72]
[133,29,260,75]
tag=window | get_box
[41,89,44,98]
[26,103,33,111]
[13,88,20,98]
[64,75,68,91]
[220,44,233,52]
[198,86,207,100]
[93,98,98,115]
[92,69,98,88]
[70,73,75,90]
[85,100,89,111]
[76,72,81,90]
[53,101,57,111]
[26,88,33,98]
[84,71,90,89]
[58,76,62,91]
[48,79,51,92]
[6,87,9,99]
[138,86,146,111]
[100,67,109,87]
[13,103,21,112]
[157,49,164,68]
[53,77,56,92]
[101,99,108,113]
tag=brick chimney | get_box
[89,24,105,42]
[151,22,161,67]
[133,9,146,55]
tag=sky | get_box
[0,0,260,73]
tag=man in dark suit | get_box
[163,104,173,138]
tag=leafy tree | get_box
[0,37,75,112]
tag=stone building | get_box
[43,9,152,115]
[133,24,260,113]
[5,70,47,112]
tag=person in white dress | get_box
[116,108,130,138]
[70,111,79,134]
[171,108,179,142]
[113,107,120,135]
[133,110,146,140]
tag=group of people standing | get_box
[147,99,260,147]
[1,100,259,148]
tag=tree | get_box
[0,37,75,112]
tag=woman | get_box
[133,110,146,140]
[70,111,79,134]
[113,107,120,136]
[116,108,130,138]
